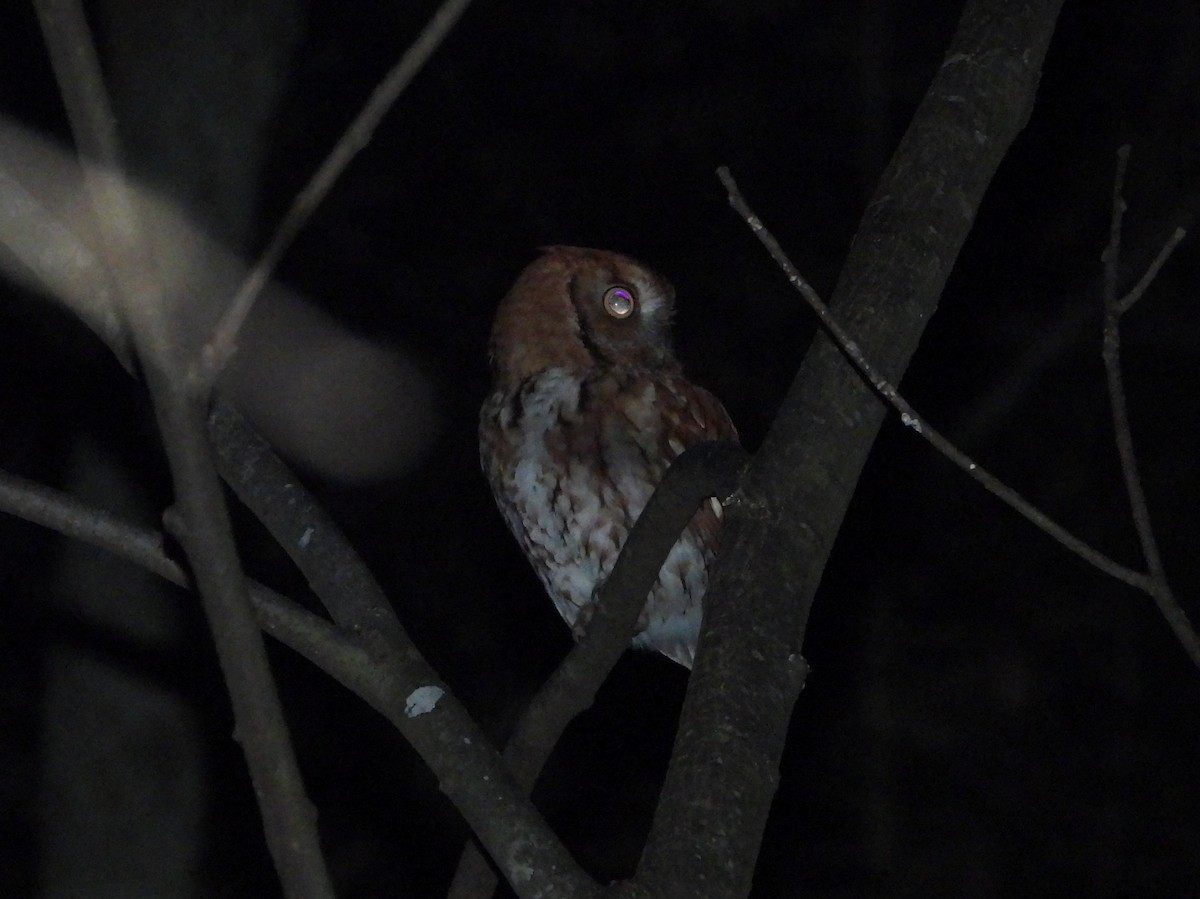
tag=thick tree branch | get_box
[208,400,405,641]
[208,403,601,899]
[632,3,1066,898]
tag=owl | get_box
[479,246,738,668]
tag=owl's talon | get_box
[572,602,595,640]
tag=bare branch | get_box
[718,166,1153,592]
[156,388,338,899]
[0,439,601,899]
[0,467,184,585]
[448,441,749,899]
[719,145,1200,675]
[33,3,335,895]
[1119,226,1188,314]
[208,402,601,899]
[634,4,1067,898]
[195,0,476,388]
[1101,146,1200,669]
[208,400,405,640]
[0,466,342,658]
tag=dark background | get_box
[2,0,1200,896]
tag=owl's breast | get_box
[480,368,667,622]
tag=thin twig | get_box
[194,0,476,388]
[0,468,185,585]
[0,467,330,644]
[1118,225,1187,314]
[1100,146,1200,669]
[33,3,336,895]
[717,166,1153,592]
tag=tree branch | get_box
[0,442,601,899]
[717,167,1157,592]
[208,400,405,641]
[632,3,1066,898]
[1100,145,1200,668]
[447,441,749,899]
[207,402,602,899]
[33,3,334,895]
[195,0,476,388]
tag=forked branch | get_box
[32,2,334,895]
[718,157,1199,670]
[1100,145,1198,666]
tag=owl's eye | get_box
[602,285,636,319]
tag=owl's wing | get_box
[608,371,738,552]
[664,375,738,550]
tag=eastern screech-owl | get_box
[479,246,738,668]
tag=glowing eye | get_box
[602,285,636,319]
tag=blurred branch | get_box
[630,4,1067,899]
[1101,145,1200,668]
[0,143,126,365]
[32,2,334,896]
[30,0,137,366]
[196,0,476,388]
[448,441,749,899]
[208,402,600,899]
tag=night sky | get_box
[2,1,1200,896]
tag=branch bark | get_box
[0,420,602,899]
[208,403,602,899]
[448,441,749,899]
[633,3,1066,897]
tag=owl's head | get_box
[487,246,678,384]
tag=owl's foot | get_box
[571,601,595,640]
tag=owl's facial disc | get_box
[566,261,674,370]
